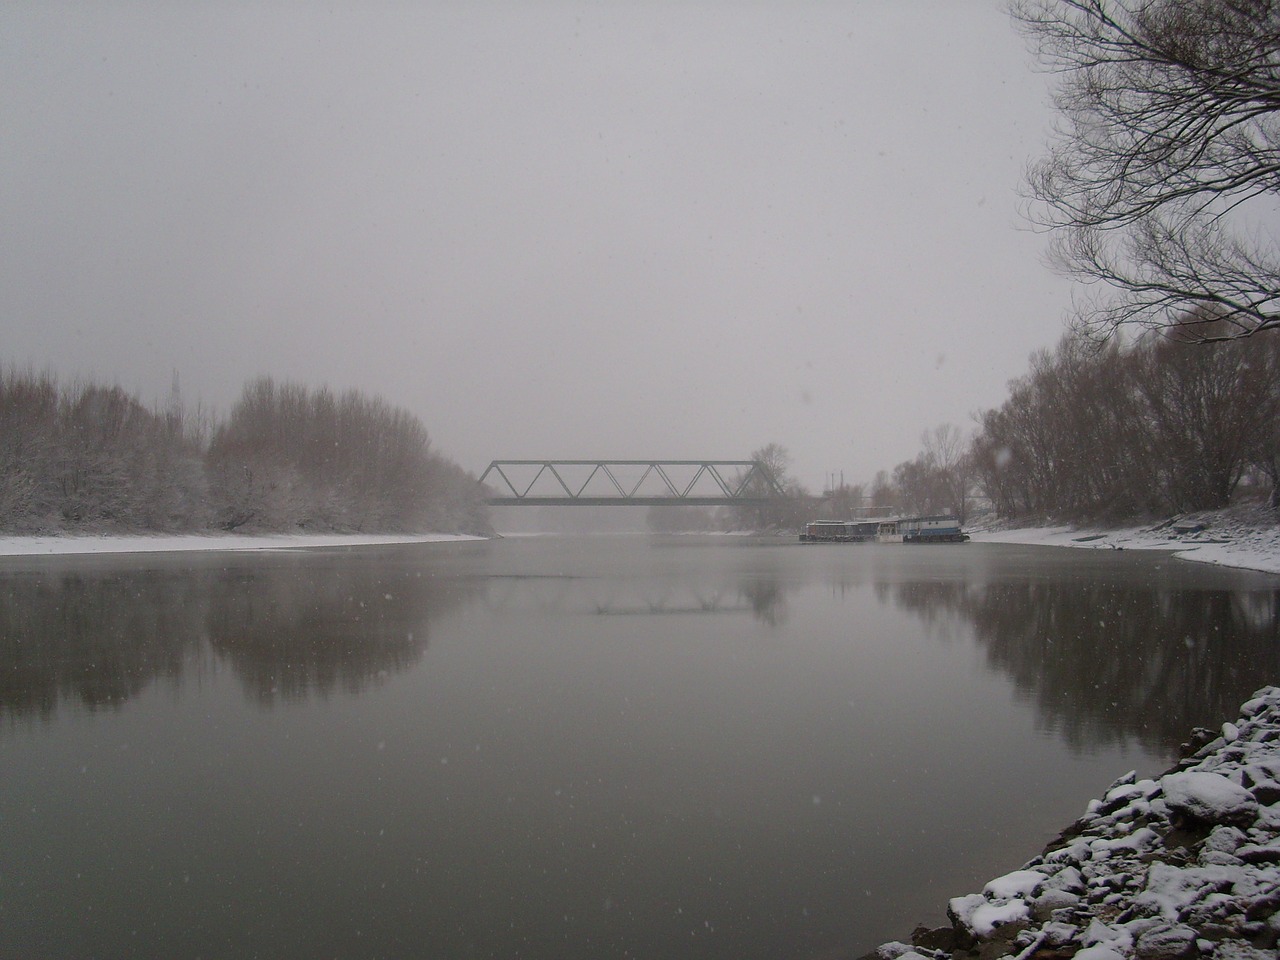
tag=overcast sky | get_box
[3,1,1073,490]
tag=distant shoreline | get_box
[0,532,487,558]
[3,520,1277,575]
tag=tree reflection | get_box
[481,572,792,625]
[205,560,479,704]
[739,577,789,627]
[886,576,1280,753]
[0,554,483,720]
[0,569,200,719]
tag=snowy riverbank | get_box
[0,531,485,557]
[866,686,1280,960]
[970,506,1280,576]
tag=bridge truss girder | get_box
[478,459,785,507]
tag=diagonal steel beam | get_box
[479,460,787,505]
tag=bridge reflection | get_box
[478,573,786,624]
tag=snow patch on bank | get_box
[0,532,485,557]
[971,507,1280,575]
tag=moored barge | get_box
[799,515,968,544]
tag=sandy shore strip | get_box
[0,532,486,557]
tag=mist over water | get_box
[2,538,1275,959]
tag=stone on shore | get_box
[861,686,1280,960]
[1161,772,1259,828]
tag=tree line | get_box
[972,328,1280,519]
[0,369,489,535]
[675,323,1280,534]
[865,0,1280,524]
[874,327,1280,524]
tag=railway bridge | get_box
[478,459,785,507]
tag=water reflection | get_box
[3,541,1275,759]
[883,570,1280,753]
[205,562,460,705]
[3,538,1277,960]
[385,542,1275,755]
[740,578,789,626]
[480,573,790,624]
[0,569,198,719]
[0,552,481,719]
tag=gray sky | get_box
[2,1,1072,491]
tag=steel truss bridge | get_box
[478,459,785,507]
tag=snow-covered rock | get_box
[862,686,1280,960]
[1075,944,1127,960]
[1161,772,1259,828]
[983,870,1047,901]
[1133,922,1198,960]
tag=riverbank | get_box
[969,505,1280,576]
[0,531,486,557]
[865,686,1280,960]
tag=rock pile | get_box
[867,686,1280,960]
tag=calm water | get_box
[1,536,1277,960]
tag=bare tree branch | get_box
[1013,0,1280,340]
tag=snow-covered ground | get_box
[0,532,484,557]
[971,506,1280,576]
[872,686,1280,960]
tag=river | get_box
[1,535,1277,959]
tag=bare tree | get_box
[868,470,896,512]
[1137,317,1279,509]
[882,426,974,521]
[731,443,805,530]
[922,423,973,521]
[820,481,866,520]
[1013,0,1280,341]
[1247,330,1280,504]
[971,335,1156,520]
[971,324,1279,520]
[750,443,792,492]
[892,455,943,517]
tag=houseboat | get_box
[900,516,967,543]
[798,519,879,542]
[800,515,967,544]
[875,519,904,543]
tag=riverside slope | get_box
[865,687,1280,960]
[970,506,1280,576]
